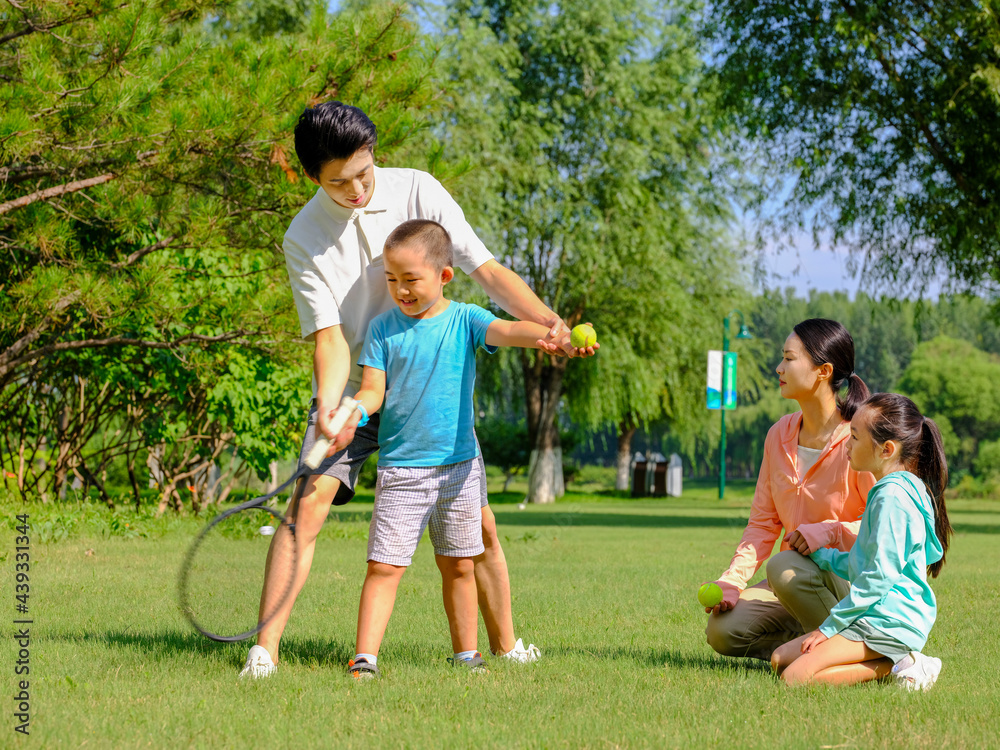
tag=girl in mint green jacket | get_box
[771,393,952,690]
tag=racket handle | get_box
[304,397,360,469]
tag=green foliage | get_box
[674,290,1000,480]
[357,451,379,489]
[710,1,1000,293]
[0,0,446,505]
[897,336,1000,475]
[476,418,530,475]
[975,439,1000,479]
[436,0,745,498]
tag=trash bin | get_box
[666,453,683,497]
[631,452,647,497]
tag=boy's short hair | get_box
[384,220,454,272]
[294,101,378,178]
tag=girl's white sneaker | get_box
[891,651,942,692]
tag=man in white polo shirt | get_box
[241,101,590,678]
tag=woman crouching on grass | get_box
[705,319,875,660]
[771,393,953,690]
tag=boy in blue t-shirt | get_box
[329,219,573,678]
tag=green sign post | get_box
[713,312,752,499]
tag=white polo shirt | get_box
[283,166,494,395]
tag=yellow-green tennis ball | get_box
[571,324,597,348]
[697,583,724,608]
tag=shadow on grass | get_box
[948,508,1000,535]
[51,629,357,670]
[517,643,772,673]
[952,523,1000,535]
[491,510,748,530]
[51,629,768,675]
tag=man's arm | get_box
[470,260,596,357]
[313,325,354,439]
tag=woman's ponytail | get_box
[792,319,869,420]
[838,372,871,422]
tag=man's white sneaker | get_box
[501,637,541,663]
[239,645,276,679]
[891,651,942,692]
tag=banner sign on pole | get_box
[706,351,722,409]
[707,351,738,410]
[722,352,738,410]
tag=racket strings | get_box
[179,504,298,642]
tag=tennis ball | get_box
[697,582,724,608]
[570,324,597,348]
[259,525,276,536]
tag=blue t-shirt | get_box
[359,301,498,467]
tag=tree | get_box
[437,0,743,502]
[1,0,444,503]
[897,337,1000,477]
[475,417,529,493]
[710,1,1000,295]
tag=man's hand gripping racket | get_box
[178,397,359,642]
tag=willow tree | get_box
[436,0,743,501]
[710,0,1000,295]
[0,0,442,503]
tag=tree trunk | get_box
[522,352,566,504]
[263,460,279,494]
[127,454,142,511]
[55,404,71,500]
[616,417,638,492]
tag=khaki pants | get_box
[705,551,850,661]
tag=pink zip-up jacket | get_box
[719,412,876,592]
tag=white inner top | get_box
[796,445,823,477]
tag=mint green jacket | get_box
[811,471,944,651]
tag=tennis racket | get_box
[178,397,359,642]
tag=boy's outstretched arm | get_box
[471,260,598,357]
[330,366,386,452]
[486,319,594,355]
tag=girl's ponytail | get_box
[866,393,953,578]
[920,417,952,578]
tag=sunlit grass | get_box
[2,487,998,748]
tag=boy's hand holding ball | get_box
[570,324,597,349]
[569,324,599,357]
[537,318,599,357]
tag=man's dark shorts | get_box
[298,400,380,505]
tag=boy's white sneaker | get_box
[891,651,942,692]
[239,645,276,679]
[501,637,541,663]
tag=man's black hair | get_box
[293,101,378,179]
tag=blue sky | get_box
[761,238,864,296]
[757,232,945,299]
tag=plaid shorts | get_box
[298,401,490,508]
[298,401,380,506]
[367,458,486,566]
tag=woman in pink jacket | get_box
[705,319,876,661]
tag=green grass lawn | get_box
[3,481,999,748]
